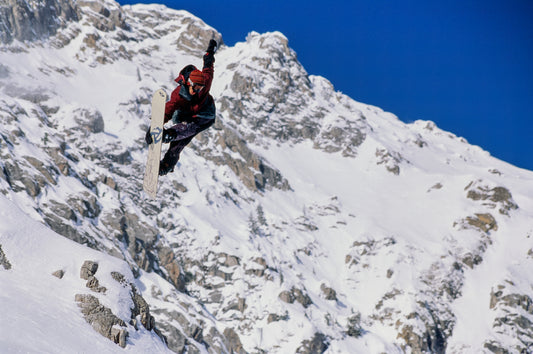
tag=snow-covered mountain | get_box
[1,0,533,353]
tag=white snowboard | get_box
[143,88,167,199]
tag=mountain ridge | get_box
[1,0,533,353]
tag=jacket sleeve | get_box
[164,87,182,123]
[201,66,214,95]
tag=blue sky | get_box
[118,0,533,171]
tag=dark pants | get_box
[161,117,214,168]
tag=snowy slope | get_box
[1,0,533,353]
[0,194,171,353]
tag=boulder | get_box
[80,260,98,280]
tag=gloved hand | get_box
[203,39,217,68]
[145,127,153,145]
[206,39,217,54]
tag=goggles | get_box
[190,82,204,92]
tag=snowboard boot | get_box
[162,129,178,143]
[159,160,174,176]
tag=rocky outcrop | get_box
[0,244,12,270]
[223,327,246,354]
[296,332,329,354]
[80,261,107,293]
[158,247,186,292]
[76,262,167,349]
[77,0,128,32]
[73,108,105,135]
[194,122,291,192]
[375,147,404,175]
[278,287,313,308]
[0,0,78,44]
[465,213,498,233]
[488,285,533,353]
[75,293,128,347]
[465,181,518,215]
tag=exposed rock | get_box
[0,0,79,44]
[46,147,72,176]
[397,324,427,354]
[110,271,167,345]
[52,269,65,279]
[346,314,362,338]
[86,275,107,293]
[223,327,246,354]
[483,340,510,354]
[3,161,41,197]
[465,182,518,215]
[80,260,98,280]
[77,0,128,32]
[375,148,403,175]
[197,123,291,192]
[396,313,448,354]
[466,213,498,233]
[150,312,187,353]
[320,283,337,301]
[158,247,186,292]
[0,244,12,270]
[75,293,127,347]
[24,156,57,185]
[223,297,247,313]
[278,287,313,308]
[41,212,95,247]
[279,290,295,304]
[73,108,105,134]
[296,332,329,354]
[131,285,155,330]
[462,252,483,269]
[314,121,366,157]
[267,313,288,324]
[68,192,101,218]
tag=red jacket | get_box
[164,66,214,123]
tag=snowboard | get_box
[143,88,168,199]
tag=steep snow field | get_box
[0,195,171,353]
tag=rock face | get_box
[76,261,167,349]
[75,293,128,348]
[488,285,533,353]
[0,0,78,43]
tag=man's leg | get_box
[159,118,215,175]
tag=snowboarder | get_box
[145,39,218,176]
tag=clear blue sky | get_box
[118,0,533,171]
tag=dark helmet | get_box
[179,64,197,82]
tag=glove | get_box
[203,52,215,68]
[206,39,217,54]
[145,128,153,145]
[203,39,217,68]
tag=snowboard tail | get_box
[143,89,167,199]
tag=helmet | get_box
[176,64,197,84]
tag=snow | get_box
[1,0,533,352]
[0,195,171,353]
